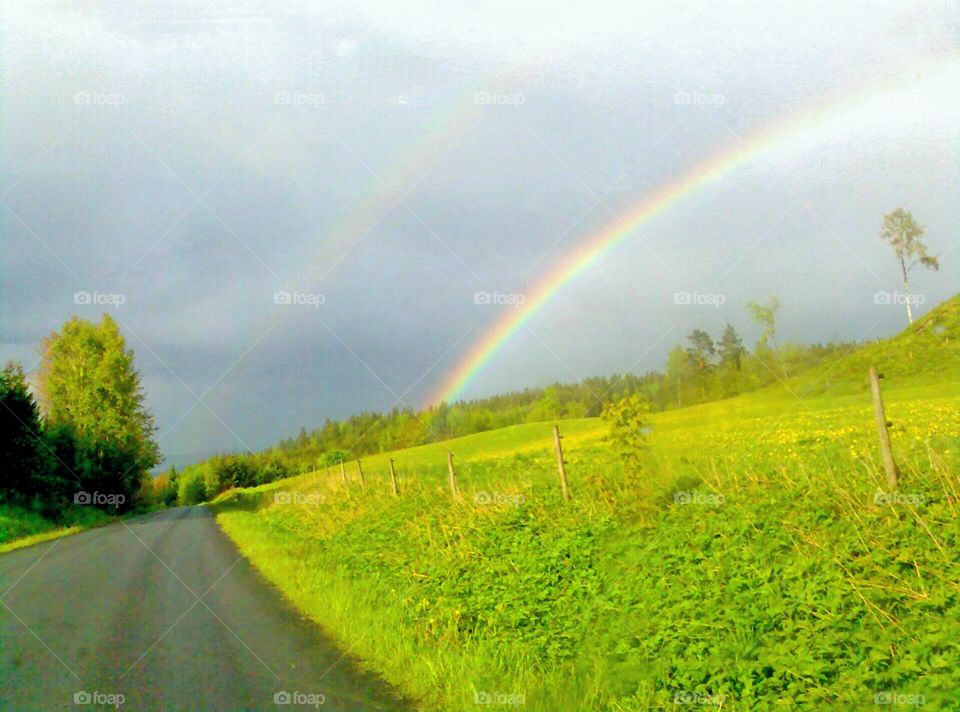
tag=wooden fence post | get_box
[340,460,347,485]
[447,451,459,498]
[388,458,399,496]
[356,459,365,489]
[553,424,571,501]
[869,366,899,490]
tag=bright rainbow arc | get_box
[428,56,959,407]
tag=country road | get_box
[1,507,410,711]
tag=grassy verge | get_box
[0,502,127,554]
[213,368,960,709]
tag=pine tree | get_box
[0,361,47,499]
[718,324,745,370]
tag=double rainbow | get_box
[427,56,959,406]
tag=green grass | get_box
[213,296,960,710]
[0,503,116,554]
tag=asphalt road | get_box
[1,506,411,711]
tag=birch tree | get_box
[880,208,938,323]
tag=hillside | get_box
[210,298,960,710]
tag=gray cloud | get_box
[2,0,957,464]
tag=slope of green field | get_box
[213,298,960,710]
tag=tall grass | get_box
[213,374,960,710]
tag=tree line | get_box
[5,207,938,512]
[166,296,858,506]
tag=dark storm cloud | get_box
[2,0,956,464]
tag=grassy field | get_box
[213,298,960,710]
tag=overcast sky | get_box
[2,0,957,466]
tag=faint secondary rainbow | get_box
[428,56,959,406]
[286,59,543,292]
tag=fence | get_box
[321,424,573,503]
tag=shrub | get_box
[178,471,208,505]
[601,393,651,471]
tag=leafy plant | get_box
[601,393,651,471]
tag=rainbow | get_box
[285,60,544,292]
[428,56,959,406]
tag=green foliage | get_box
[317,449,352,467]
[717,323,745,370]
[601,394,651,471]
[170,453,291,506]
[745,296,781,351]
[0,362,47,499]
[880,208,939,323]
[162,466,179,506]
[177,470,208,505]
[880,208,938,274]
[38,314,159,481]
[1,352,147,516]
[211,294,960,710]
[0,501,114,549]
[234,311,854,477]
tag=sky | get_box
[2,0,958,466]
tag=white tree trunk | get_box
[901,259,913,323]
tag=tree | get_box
[532,385,563,421]
[665,346,693,407]
[746,297,786,377]
[601,393,651,471]
[880,208,938,323]
[685,330,716,372]
[0,361,47,499]
[177,470,207,505]
[717,324,745,370]
[685,330,717,401]
[163,466,180,506]
[296,426,310,448]
[37,315,159,501]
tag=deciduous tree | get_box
[880,208,938,323]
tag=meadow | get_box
[212,299,960,709]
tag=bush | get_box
[317,450,352,468]
[178,471,208,505]
[601,393,651,471]
[256,460,289,486]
